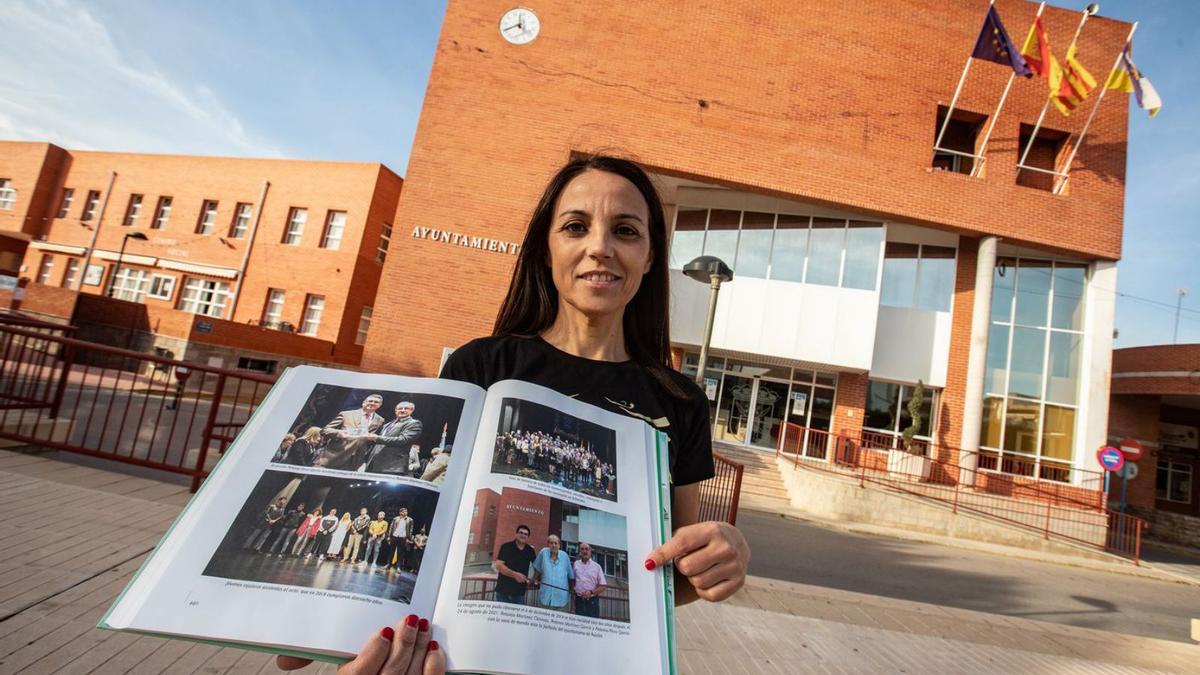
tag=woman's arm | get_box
[650,483,750,605]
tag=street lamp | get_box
[108,231,148,298]
[682,255,733,386]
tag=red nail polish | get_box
[405,614,418,627]
[418,618,429,632]
[428,640,440,652]
[644,558,657,571]
[380,626,395,642]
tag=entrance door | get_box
[749,380,790,449]
[713,374,753,444]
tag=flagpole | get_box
[972,2,1046,177]
[1053,21,1139,195]
[1016,6,1094,180]
[934,0,994,163]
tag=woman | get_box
[290,508,321,557]
[329,511,352,561]
[283,427,323,467]
[279,155,750,674]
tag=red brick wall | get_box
[1111,345,1200,396]
[937,237,980,465]
[0,141,68,237]
[15,281,77,318]
[1107,394,1161,511]
[467,488,501,561]
[363,0,1131,374]
[492,487,554,560]
[832,372,868,439]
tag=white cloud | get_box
[0,0,283,157]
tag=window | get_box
[880,243,957,312]
[356,306,372,345]
[283,207,307,245]
[178,277,231,318]
[229,202,252,238]
[300,294,324,335]
[1156,460,1193,504]
[0,179,15,210]
[863,380,938,453]
[376,223,392,262]
[152,196,172,229]
[979,257,1088,481]
[123,194,143,226]
[668,208,707,270]
[57,188,74,218]
[321,210,346,249]
[237,357,278,374]
[931,107,985,175]
[82,190,101,221]
[147,274,176,300]
[1016,124,1069,191]
[110,268,149,302]
[196,200,218,234]
[61,258,80,288]
[667,207,883,289]
[262,288,285,326]
[36,254,53,284]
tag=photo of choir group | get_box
[271,384,465,484]
[491,398,619,502]
[203,470,439,603]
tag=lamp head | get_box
[682,255,733,284]
[125,231,149,241]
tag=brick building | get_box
[0,141,401,370]
[360,0,1134,492]
[1108,345,1200,547]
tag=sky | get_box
[0,0,1196,347]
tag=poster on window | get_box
[704,377,719,401]
[83,264,104,286]
[1160,422,1199,450]
[791,391,808,417]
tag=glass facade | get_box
[863,380,938,454]
[980,257,1087,481]
[669,207,883,289]
[879,242,956,312]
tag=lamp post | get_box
[682,255,733,386]
[108,231,148,298]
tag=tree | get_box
[900,380,925,455]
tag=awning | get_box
[157,258,239,279]
[93,249,159,266]
[29,241,88,255]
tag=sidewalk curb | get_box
[742,504,1200,587]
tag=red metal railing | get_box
[697,452,743,525]
[777,422,1145,562]
[458,573,630,622]
[0,322,274,491]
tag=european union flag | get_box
[971,6,1033,78]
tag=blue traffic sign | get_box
[1097,446,1125,472]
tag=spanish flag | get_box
[1106,44,1162,118]
[1051,44,1097,116]
[1020,17,1064,98]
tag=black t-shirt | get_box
[495,540,538,596]
[439,335,715,487]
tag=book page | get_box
[102,366,485,659]
[431,379,668,675]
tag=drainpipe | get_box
[958,235,997,485]
[226,179,270,320]
[77,171,117,291]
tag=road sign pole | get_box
[1120,472,1128,514]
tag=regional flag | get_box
[971,6,1033,77]
[1052,44,1097,115]
[1106,44,1163,118]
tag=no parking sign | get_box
[1096,446,1125,472]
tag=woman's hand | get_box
[276,614,444,674]
[645,521,750,602]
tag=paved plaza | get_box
[1,448,1198,673]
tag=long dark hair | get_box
[494,155,682,391]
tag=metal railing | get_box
[459,573,630,622]
[697,452,743,526]
[776,422,1144,562]
[0,322,274,491]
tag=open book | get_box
[101,366,676,675]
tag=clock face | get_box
[499,7,539,45]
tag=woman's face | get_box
[547,170,652,323]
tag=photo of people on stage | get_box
[491,398,618,502]
[271,384,464,484]
[458,486,630,623]
[204,470,438,603]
